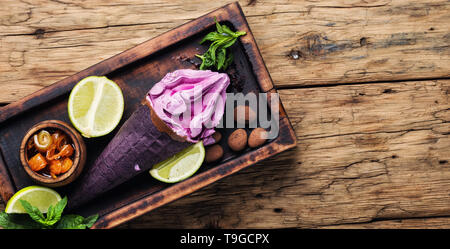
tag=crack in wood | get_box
[1,20,178,37]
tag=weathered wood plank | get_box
[1,0,449,102]
[1,0,449,229]
[321,217,450,228]
[1,79,448,228]
[113,79,448,228]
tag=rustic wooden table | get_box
[1,0,449,228]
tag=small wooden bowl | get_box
[20,120,86,187]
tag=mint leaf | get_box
[56,214,99,229]
[222,37,238,50]
[19,200,46,225]
[56,215,84,229]
[84,214,99,228]
[200,32,225,44]
[196,53,213,70]
[221,25,238,37]
[52,197,67,221]
[43,196,67,226]
[216,49,226,70]
[214,17,224,34]
[0,212,42,229]
[45,204,55,224]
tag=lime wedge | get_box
[150,142,205,183]
[68,76,124,138]
[5,186,61,214]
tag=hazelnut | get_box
[234,105,256,126]
[228,129,248,152]
[248,128,267,148]
[205,144,223,163]
[212,131,222,144]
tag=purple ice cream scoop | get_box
[147,69,229,145]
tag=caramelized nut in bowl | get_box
[20,120,86,187]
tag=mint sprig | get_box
[196,17,246,71]
[0,196,98,229]
[56,214,99,229]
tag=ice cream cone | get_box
[67,103,190,209]
[66,69,229,209]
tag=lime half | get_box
[150,142,205,183]
[5,186,61,214]
[68,76,124,138]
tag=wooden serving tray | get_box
[0,2,296,228]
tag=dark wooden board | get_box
[0,2,296,228]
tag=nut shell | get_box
[205,144,224,163]
[248,128,268,148]
[228,128,248,152]
[211,131,222,144]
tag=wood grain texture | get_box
[0,0,449,229]
[115,79,449,228]
[322,217,450,228]
[1,0,449,102]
